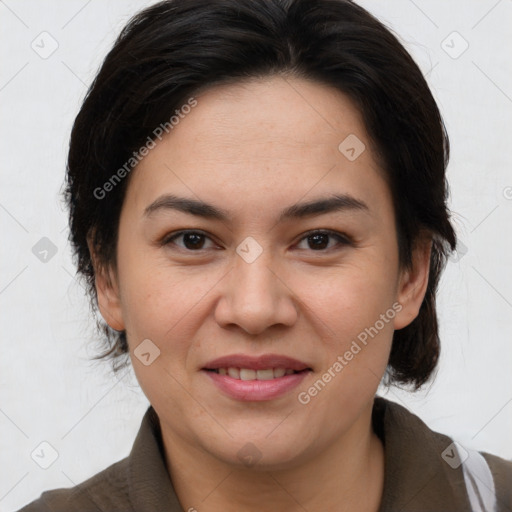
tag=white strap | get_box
[454,442,497,512]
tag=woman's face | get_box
[97,76,428,469]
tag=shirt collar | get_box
[127,406,183,511]
[125,398,470,511]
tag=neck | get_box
[162,405,384,512]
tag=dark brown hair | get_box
[65,0,456,388]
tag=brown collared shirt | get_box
[18,397,512,511]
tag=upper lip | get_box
[203,353,311,371]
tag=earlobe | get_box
[87,237,125,332]
[393,235,432,331]
[95,269,125,332]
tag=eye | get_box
[295,229,352,251]
[162,230,217,251]
[161,229,352,253]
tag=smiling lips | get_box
[202,353,312,401]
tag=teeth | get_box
[240,369,257,381]
[215,367,300,380]
[227,367,240,379]
[273,368,286,378]
[256,369,274,380]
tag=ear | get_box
[87,236,125,332]
[393,233,432,330]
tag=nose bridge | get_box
[233,238,279,308]
[236,240,274,285]
[215,236,297,334]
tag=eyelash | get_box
[160,229,353,253]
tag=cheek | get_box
[304,253,398,331]
[298,271,397,405]
[291,268,397,437]
[118,254,227,364]
[119,265,211,416]
[296,252,398,385]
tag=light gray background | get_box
[1,0,511,510]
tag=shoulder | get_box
[482,451,512,512]
[374,396,512,512]
[16,457,132,512]
[16,406,177,512]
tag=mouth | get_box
[202,353,312,401]
[204,367,309,380]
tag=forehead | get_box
[178,76,368,160]
[123,76,389,220]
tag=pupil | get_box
[184,233,204,249]
[309,233,328,250]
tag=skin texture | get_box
[93,76,431,512]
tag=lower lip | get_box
[203,370,310,401]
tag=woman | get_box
[18,0,512,510]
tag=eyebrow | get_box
[143,193,369,222]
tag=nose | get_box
[214,243,298,336]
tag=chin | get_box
[203,432,312,471]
